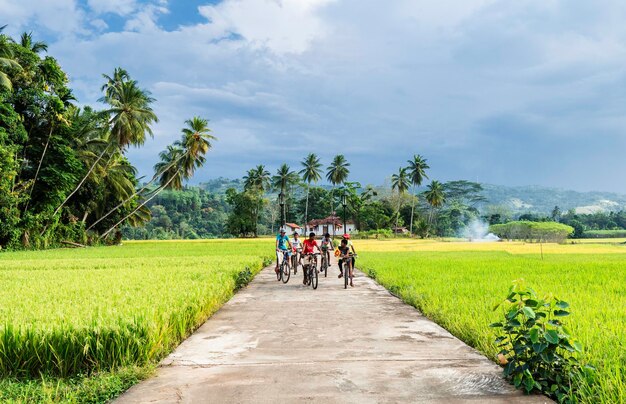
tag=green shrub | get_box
[490,280,594,402]
[582,230,626,239]
[490,221,574,243]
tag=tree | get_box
[424,180,446,236]
[272,164,299,226]
[0,27,21,90]
[19,32,48,54]
[243,164,270,237]
[326,154,350,234]
[406,154,429,236]
[299,153,322,232]
[391,167,410,234]
[551,206,561,222]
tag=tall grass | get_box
[358,240,626,403]
[0,240,271,379]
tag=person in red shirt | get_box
[301,232,323,285]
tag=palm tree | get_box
[89,117,213,231]
[19,32,47,54]
[391,167,410,235]
[272,164,299,227]
[0,27,20,90]
[299,153,322,232]
[407,154,430,236]
[53,74,158,217]
[326,155,350,234]
[101,68,130,98]
[424,180,446,237]
[243,164,271,237]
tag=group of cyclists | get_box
[275,230,357,287]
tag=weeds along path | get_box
[117,260,550,403]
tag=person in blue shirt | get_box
[275,229,292,274]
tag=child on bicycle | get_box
[291,232,302,274]
[275,229,292,274]
[320,233,333,271]
[337,238,355,287]
[301,232,323,285]
[338,233,356,278]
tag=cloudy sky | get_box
[3,0,626,192]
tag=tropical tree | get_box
[407,154,429,235]
[0,27,20,90]
[174,117,215,177]
[326,154,350,234]
[299,153,322,232]
[53,73,158,217]
[424,180,446,236]
[272,164,299,227]
[391,167,410,234]
[19,32,48,54]
[243,164,271,236]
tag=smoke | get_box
[460,218,500,242]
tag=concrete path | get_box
[117,261,550,404]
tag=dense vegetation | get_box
[0,29,215,250]
[358,239,626,403]
[0,240,271,401]
[489,221,574,242]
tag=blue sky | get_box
[2,0,626,192]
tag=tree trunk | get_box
[304,186,309,234]
[100,173,178,239]
[395,195,401,237]
[409,188,416,237]
[24,124,54,214]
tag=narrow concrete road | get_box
[117,261,550,403]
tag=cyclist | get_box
[291,232,303,274]
[338,233,356,278]
[320,232,333,272]
[275,229,292,274]
[301,232,323,284]
[337,238,355,287]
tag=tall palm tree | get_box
[0,27,20,90]
[407,154,430,236]
[391,167,410,235]
[243,164,271,236]
[101,67,130,98]
[272,164,299,227]
[54,74,158,217]
[424,180,446,237]
[19,32,47,54]
[299,153,322,232]
[326,154,350,234]
[89,117,212,231]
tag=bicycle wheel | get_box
[322,257,328,277]
[344,263,349,289]
[282,261,291,283]
[311,266,318,289]
[277,261,282,281]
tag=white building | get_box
[305,215,356,237]
[280,223,302,236]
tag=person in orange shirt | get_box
[301,232,323,285]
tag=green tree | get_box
[425,180,446,236]
[406,154,429,235]
[299,153,322,232]
[391,167,410,234]
[272,164,299,226]
[243,164,271,237]
[0,27,21,90]
[19,32,48,54]
[326,154,350,234]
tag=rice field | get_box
[0,240,271,401]
[357,238,626,403]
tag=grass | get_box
[0,239,271,402]
[357,238,626,403]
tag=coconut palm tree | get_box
[272,164,299,227]
[326,155,350,234]
[0,27,20,90]
[407,154,430,236]
[299,153,322,232]
[101,67,130,98]
[19,32,47,54]
[243,164,271,236]
[89,117,213,231]
[424,180,446,237]
[391,167,410,235]
[54,75,158,217]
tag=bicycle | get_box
[277,250,291,283]
[291,248,302,275]
[320,248,329,277]
[340,253,357,289]
[303,253,320,290]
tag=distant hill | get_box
[480,184,626,214]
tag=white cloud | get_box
[0,0,85,36]
[87,0,137,16]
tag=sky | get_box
[2,0,626,193]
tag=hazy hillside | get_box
[480,184,626,214]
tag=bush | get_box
[582,230,626,239]
[490,221,574,243]
[490,280,594,402]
